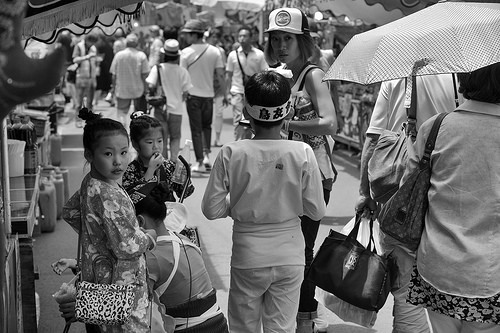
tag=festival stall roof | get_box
[22,0,143,40]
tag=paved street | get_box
[32,100,395,332]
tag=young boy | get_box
[146,39,192,159]
[201,71,326,333]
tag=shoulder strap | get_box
[236,52,246,76]
[156,64,162,87]
[298,63,320,92]
[421,112,448,166]
[406,76,418,140]
[187,45,209,69]
[155,237,180,295]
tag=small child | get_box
[122,111,194,203]
[132,182,229,332]
[201,71,326,332]
[146,39,192,160]
[61,108,157,332]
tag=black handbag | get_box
[378,112,448,251]
[146,64,167,107]
[306,214,395,311]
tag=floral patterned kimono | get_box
[63,173,151,332]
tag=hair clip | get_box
[130,111,145,119]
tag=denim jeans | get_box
[186,95,213,162]
[298,188,330,313]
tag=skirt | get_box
[407,265,500,325]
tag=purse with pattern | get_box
[74,192,135,326]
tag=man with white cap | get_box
[146,39,192,160]
[180,19,226,173]
[202,70,326,333]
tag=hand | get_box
[59,300,77,323]
[51,258,77,275]
[355,195,379,219]
[148,152,163,171]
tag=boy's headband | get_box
[244,99,292,122]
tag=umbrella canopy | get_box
[324,1,500,85]
[189,0,265,12]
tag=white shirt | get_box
[226,47,268,95]
[367,74,463,135]
[180,43,224,98]
[201,140,326,269]
[146,63,192,116]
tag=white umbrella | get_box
[324,1,500,85]
[189,0,265,12]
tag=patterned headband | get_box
[244,99,292,122]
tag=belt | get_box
[165,288,217,318]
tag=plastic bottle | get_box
[55,167,70,205]
[51,171,64,219]
[49,133,62,166]
[172,139,192,185]
[39,177,57,232]
[21,116,38,174]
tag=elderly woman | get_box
[405,62,500,333]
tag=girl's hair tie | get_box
[130,111,146,120]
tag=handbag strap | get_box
[187,45,209,69]
[156,64,162,87]
[405,76,418,141]
[236,52,247,78]
[420,112,448,167]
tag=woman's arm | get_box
[288,68,338,136]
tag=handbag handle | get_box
[345,214,379,253]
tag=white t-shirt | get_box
[146,63,192,116]
[226,47,268,95]
[180,43,224,98]
[367,74,463,135]
[201,140,326,269]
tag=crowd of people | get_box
[45,6,500,333]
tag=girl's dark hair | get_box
[264,32,315,66]
[134,183,170,221]
[79,108,128,153]
[457,62,500,103]
[129,112,163,143]
[245,71,291,127]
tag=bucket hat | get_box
[161,39,181,56]
[265,8,310,35]
[181,19,206,33]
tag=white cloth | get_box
[180,43,224,98]
[201,140,326,269]
[146,63,192,116]
[367,74,462,135]
[226,46,268,95]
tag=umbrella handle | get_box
[178,155,191,203]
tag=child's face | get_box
[270,31,300,65]
[88,134,129,184]
[135,127,164,161]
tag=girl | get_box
[123,111,194,202]
[264,8,338,333]
[133,183,229,332]
[62,108,157,332]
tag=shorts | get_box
[116,95,147,113]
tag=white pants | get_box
[429,311,500,333]
[228,265,303,333]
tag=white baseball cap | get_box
[265,8,310,35]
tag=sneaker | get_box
[203,155,211,170]
[191,162,206,173]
